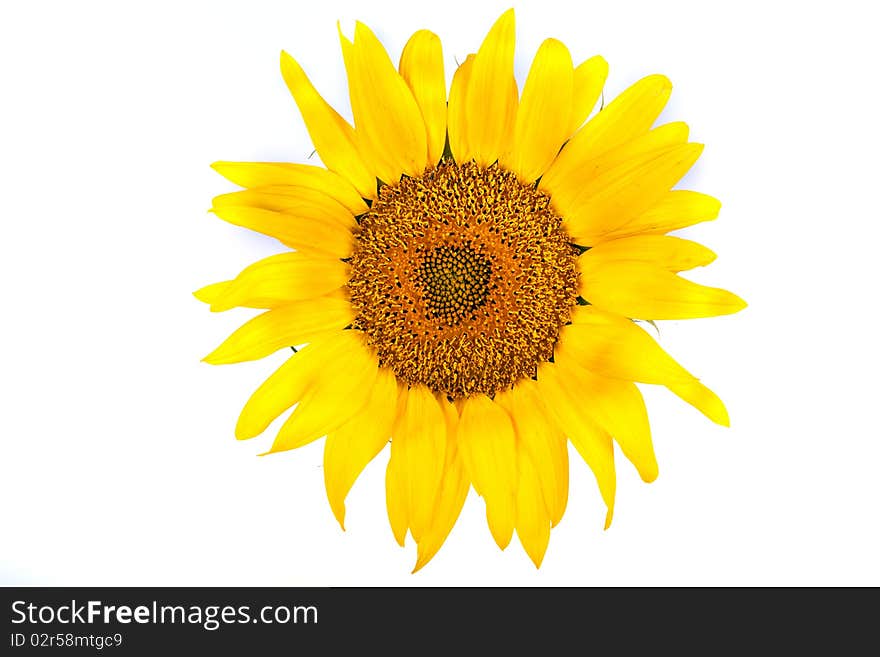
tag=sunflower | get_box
[197,9,745,571]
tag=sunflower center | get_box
[348,160,578,399]
[416,245,492,324]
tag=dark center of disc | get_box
[415,245,492,325]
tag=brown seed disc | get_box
[348,160,579,398]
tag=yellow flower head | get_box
[198,9,746,571]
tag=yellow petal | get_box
[337,21,354,76]
[323,367,398,529]
[279,51,375,198]
[553,345,658,483]
[447,54,476,164]
[386,448,409,546]
[569,55,608,134]
[595,122,690,171]
[563,143,705,243]
[582,73,672,150]
[547,73,672,183]
[543,122,690,225]
[666,378,730,427]
[465,9,518,167]
[212,187,356,229]
[235,332,352,440]
[503,38,573,182]
[413,398,469,572]
[578,259,747,319]
[209,252,349,312]
[344,22,428,183]
[605,190,722,239]
[194,281,235,307]
[565,307,730,426]
[516,450,552,568]
[210,162,368,215]
[202,297,355,365]
[210,205,354,259]
[399,30,447,166]
[496,380,569,527]
[563,306,694,384]
[457,393,517,549]
[389,385,447,542]
[196,280,336,310]
[537,362,616,528]
[572,122,690,186]
[581,235,717,273]
[264,331,378,454]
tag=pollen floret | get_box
[416,244,493,324]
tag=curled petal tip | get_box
[236,428,256,442]
[412,547,437,573]
[330,505,347,532]
[649,73,672,90]
[603,510,614,530]
[641,465,659,484]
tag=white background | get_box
[1,0,878,586]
